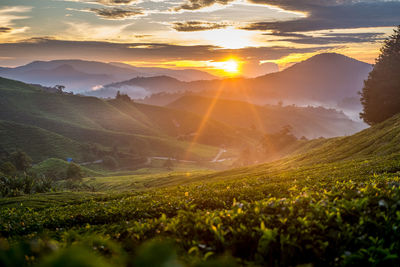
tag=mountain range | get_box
[0,60,217,92]
[0,74,367,165]
[90,53,371,120]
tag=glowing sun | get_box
[222,59,239,74]
[209,59,240,75]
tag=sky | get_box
[0,0,399,76]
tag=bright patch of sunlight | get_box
[208,59,240,75]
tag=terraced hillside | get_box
[1,113,400,266]
[168,95,365,138]
[0,77,233,162]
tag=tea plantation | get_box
[2,116,400,266]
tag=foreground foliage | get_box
[1,154,400,266]
[0,174,53,197]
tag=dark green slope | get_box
[200,112,400,183]
[109,99,258,147]
[285,113,400,165]
[0,120,86,162]
[167,95,365,139]
[0,78,156,135]
[0,77,218,161]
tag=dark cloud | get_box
[94,0,138,5]
[104,0,136,4]
[172,21,229,31]
[134,34,152,38]
[173,0,362,12]
[0,38,335,64]
[0,27,12,33]
[242,1,400,32]
[89,7,143,19]
[248,0,361,11]
[268,32,386,44]
[172,1,399,33]
[173,0,234,11]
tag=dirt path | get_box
[211,148,227,163]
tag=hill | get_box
[0,120,87,162]
[109,99,256,147]
[94,53,371,118]
[0,60,217,92]
[86,76,186,99]
[110,62,218,81]
[2,112,400,266]
[167,95,365,138]
[0,77,225,162]
[253,53,372,103]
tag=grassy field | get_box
[1,114,400,266]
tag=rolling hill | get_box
[2,108,400,266]
[108,99,256,147]
[85,76,185,99]
[167,95,365,138]
[0,77,230,162]
[0,60,216,92]
[93,53,371,121]
[94,53,371,105]
[110,62,218,81]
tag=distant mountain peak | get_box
[301,53,371,66]
[53,64,76,71]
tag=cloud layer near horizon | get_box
[0,38,334,63]
[0,0,398,73]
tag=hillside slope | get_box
[2,112,400,267]
[202,112,400,182]
[0,120,87,162]
[94,53,371,112]
[109,99,257,147]
[167,95,365,138]
[285,113,400,165]
[0,77,220,161]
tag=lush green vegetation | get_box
[1,46,400,265]
[360,26,400,125]
[0,77,224,163]
[31,158,102,180]
[1,113,400,266]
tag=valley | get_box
[1,21,399,266]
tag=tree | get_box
[261,125,297,155]
[163,158,174,170]
[10,151,32,171]
[360,26,400,125]
[0,161,16,176]
[115,91,132,102]
[66,163,82,180]
[54,85,65,94]
[103,156,118,170]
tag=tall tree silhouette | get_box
[360,26,400,125]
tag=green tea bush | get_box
[0,174,53,197]
[1,156,400,266]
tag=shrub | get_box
[66,163,83,181]
[163,158,174,170]
[0,161,16,176]
[0,174,54,197]
[9,151,32,171]
[103,156,118,170]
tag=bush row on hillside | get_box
[0,150,88,197]
[1,171,400,266]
